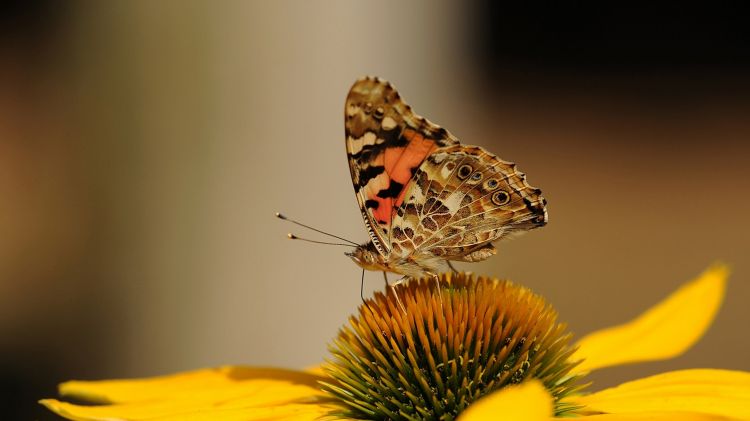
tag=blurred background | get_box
[2,1,749,418]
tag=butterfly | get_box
[344,77,548,280]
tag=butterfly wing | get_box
[345,77,458,255]
[389,144,548,262]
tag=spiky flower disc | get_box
[321,272,585,420]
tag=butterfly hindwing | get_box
[389,144,548,261]
[345,77,458,254]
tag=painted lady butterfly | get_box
[344,77,548,280]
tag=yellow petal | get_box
[57,366,323,403]
[40,366,334,421]
[573,264,728,373]
[576,411,739,420]
[39,398,334,421]
[457,380,553,421]
[574,369,750,420]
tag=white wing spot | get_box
[348,132,381,154]
[440,163,453,179]
[381,117,397,130]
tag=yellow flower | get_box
[40,265,750,421]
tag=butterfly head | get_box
[345,242,387,272]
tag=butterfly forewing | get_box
[345,77,458,255]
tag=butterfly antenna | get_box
[276,212,359,246]
[286,233,355,247]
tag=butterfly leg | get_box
[426,271,444,304]
[388,275,408,313]
[447,261,459,274]
[360,268,367,305]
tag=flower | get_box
[40,265,750,421]
[321,274,585,419]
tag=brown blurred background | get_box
[2,2,749,419]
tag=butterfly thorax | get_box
[346,241,453,278]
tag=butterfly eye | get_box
[484,179,499,190]
[491,190,511,206]
[470,172,482,182]
[457,164,473,180]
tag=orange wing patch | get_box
[367,130,438,225]
[386,129,438,208]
